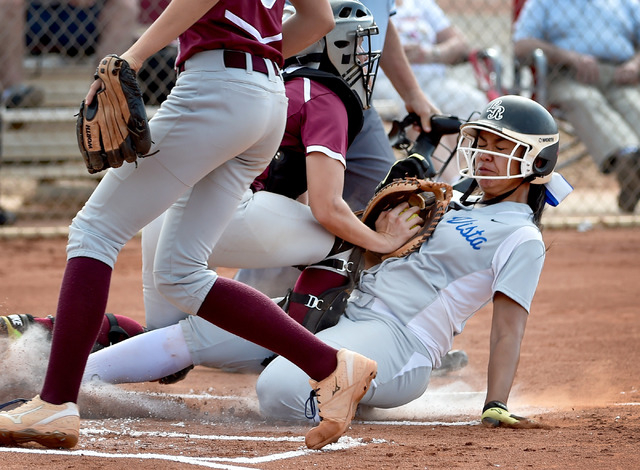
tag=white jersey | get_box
[352,200,545,366]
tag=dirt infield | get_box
[1,227,640,469]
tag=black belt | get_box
[177,50,279,76]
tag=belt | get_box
[223,50,279,76]
[177,50,280,76]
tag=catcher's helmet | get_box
[457,95,559,183]
[284,0,381,109]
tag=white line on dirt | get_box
[0,435,368,467]
[81,427,306,442]
[0,446,259,469]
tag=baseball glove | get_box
[76,54,152,174]
[361,177,453,260]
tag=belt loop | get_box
[266,59,279,82]
[244,51,253,73]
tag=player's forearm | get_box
[311,198,389,253]
[485,293,528,405]
[485,334,521,405]
[380,21,423,103]
[513,38,576,67]
[282,0,334,59]
[123,0,220,70]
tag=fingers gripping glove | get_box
[76,55,152,174]
[481,401,529,428]
[361,178,453,260]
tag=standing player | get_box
[0,0,378,452]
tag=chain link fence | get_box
[0,0,638,232]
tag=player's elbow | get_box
[310,197,342,228]
[318,6,335,36]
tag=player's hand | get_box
[374,202,423,253]
[481,401,531,428]
[85,78,104,105]
[569,53,599,84]
[614,60,640,85]
[403,91,440,133]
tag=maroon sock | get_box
[197,277,337,381]
[288,268,349,325]
[41,257,112,405]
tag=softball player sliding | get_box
[257,95,574,426]
[0,0,379,452]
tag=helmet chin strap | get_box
[460,175,535,207]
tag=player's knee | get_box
[153,270,195,314]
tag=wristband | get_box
[482,400,508,413]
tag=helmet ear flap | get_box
[531,141,559,177]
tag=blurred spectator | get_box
[373,0,488,184]
[26,0,140,65]
[83,0,140,61]
[513,0,640,213]
[0,0,45,108]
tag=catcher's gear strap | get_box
[281,247,366,334]
[157,364,195,385]
[361,178,453,260]
[105,313,131,345]
[283,67,364,146]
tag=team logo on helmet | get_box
[485,100,505,121]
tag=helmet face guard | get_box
[456,96,560,182]
[324,0,381,109]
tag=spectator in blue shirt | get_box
[513,0,640,213]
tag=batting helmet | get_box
[457,95,560,183]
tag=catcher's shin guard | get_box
[281,247,364,334]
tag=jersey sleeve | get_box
[492,229,546,313]
[299,80,350,167]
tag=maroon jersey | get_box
[282,77,350,166]
[177,0,285,68]
[251,76,350,195]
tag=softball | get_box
[400,208,422,229]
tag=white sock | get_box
[82,323,193,384]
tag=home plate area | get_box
[0,377,490,469]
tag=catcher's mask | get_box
[457,95,559,184]
[283,0,381,109]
